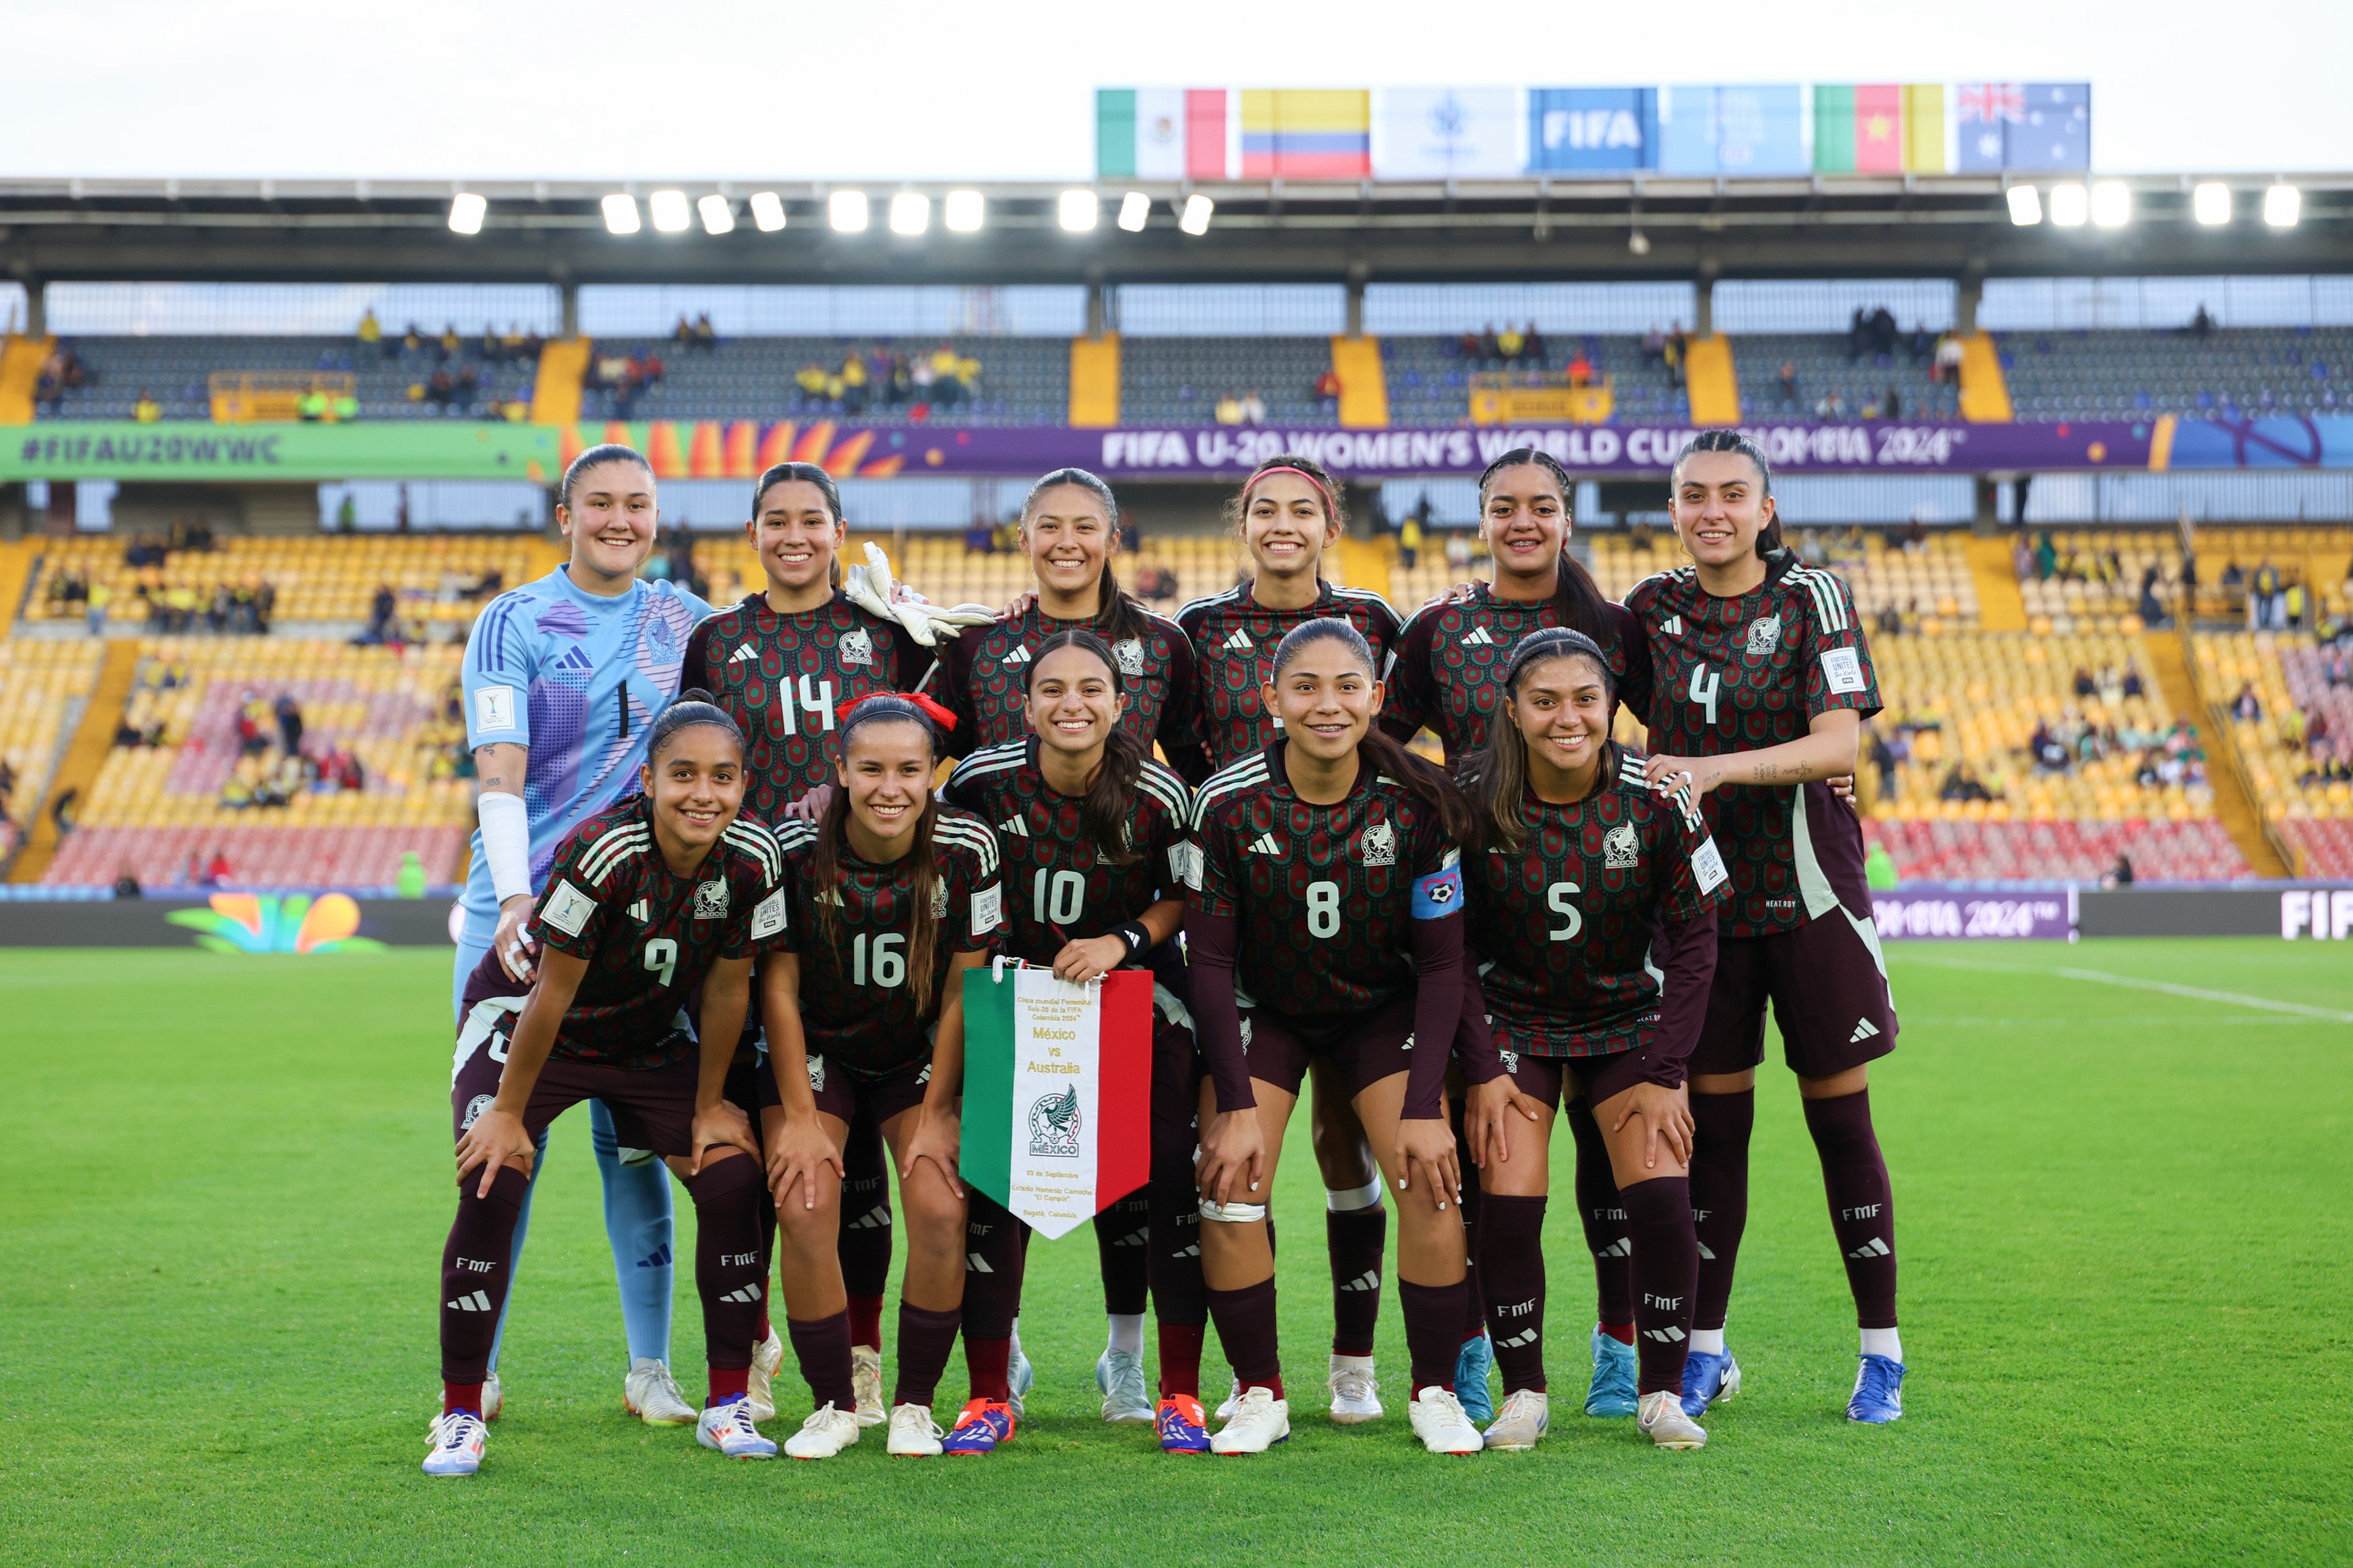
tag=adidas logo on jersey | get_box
[1001,643,1032,666]
[1850,1018,1882,1043]
[1661,615,1684,636]
[447,1291,493,1313]
[1459,625,1496,647]
[627,898,650,923]
[1247,832,1283,855]
[1223,628,1254,652]
[998,816,1029,837]
[553,645,595,675]
[728,644,759,665]
[1847,1237,1892,1260]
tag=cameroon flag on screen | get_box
[1814,84,1947,173]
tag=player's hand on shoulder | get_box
[1000,590,1038,619]
[1643,754,1718,797]
[456,1106,534,1196]
[493,894,539,982]
[783,783,834,823]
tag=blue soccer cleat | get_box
[1156,1393,1211,1453]
[942,1397,1015,1455]
[1846,1354,1905,1424]
[1680,1347,1742,1419]
[1453,1334,1496,1424]
[1584,1330,1638,1418]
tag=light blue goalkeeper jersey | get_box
[457,565,713,944]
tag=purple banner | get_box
[1871,887,2075,940]
[867,420,2155,479]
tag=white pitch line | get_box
[1901,956,2353,1023]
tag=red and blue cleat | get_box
[1156,1393,1210,1454]
[942,1397,1015,1455]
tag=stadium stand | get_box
[0,640,106,862]
[577,337,1067,427]
[2193,629,2353,875]
[1120,337,1337,427]
[34,334,542,422]
[1727,333,1962,423]
[2002,327,2353,421]
[36,638,472,890]
[23,534,539,632]
[1382,334,1688,427]
[2013,524,2351,628]
[1591,528,1981,630]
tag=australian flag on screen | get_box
[1958,82,2089,173]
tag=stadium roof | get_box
[2,173,2347,289]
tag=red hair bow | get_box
[838,690,959,732]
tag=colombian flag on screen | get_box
[1241,90,1371,179]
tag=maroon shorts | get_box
[450,999,698,1158]
[776,1050,938,1129]
[1689,910,1899,1080]
[1237,993,1417,1103]
[1490,1045,1657,1111]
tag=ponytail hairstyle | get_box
[815,693,950,1011]
[560,442,653,510]
[1476,446,1617,644]
[751,461,848,588]
[1027,629,1144,867]
[1222,451,1347,559]
[1669,429,1784,558]
[1463,629,1617,855]
[1020,467,1152,647]
[646,687,747,765]
[1270,618,1478,851]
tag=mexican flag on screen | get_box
[962,965,1152,1239]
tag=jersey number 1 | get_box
[1688,664,1722,728]
[777,675,837,736]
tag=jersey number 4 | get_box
[776,675,838,736]
[1687,664,1722,727]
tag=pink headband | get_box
[1244,465,1337,520]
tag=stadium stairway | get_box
[1070,334,1120,427]
[0,335,53,423]
[10,638,138,883]
[1958,333,2015,423]
[1330,336,1390,428]
[1684,336,1741,425]
[1964,534,2030,631]
[1336,535,1395,603]
[0,538,38,637]
[530,337,592,426]
[2144,627,2286,875]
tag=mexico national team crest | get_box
[1746,615,1783,656]
[1360,819,1397,867]
[1028,1086,1083,1157]
[694,879,730,919]
[932,880,952,918]
[838,627,875,668]
[1114,637,1145,677]
[1603,820,1641,870]
[461,1094,494,1131]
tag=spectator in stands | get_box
[1934,332,1965,384]
[1939,763,1993,803]
[1641,325,1666,366]
[1214,392,1244,427]
[2073,666,2097,698]
[1567,348,1595,388]
[2232,682,2265,722]
[1315,367,1341,414]
[134,390,161,423]
[2111,853,2136,887]
[1815,390,1849,422]
[1777,359,1799,408]
[274,693,304,755]
[2284,580,2308,630]
[84,581,111,638]
[1884,385,1903,420]
[1666,322,1688,386]
[1848,307,1869,364]
[358,308,381,355]
[1869,730,1899,798]
[0,758,14,825]
[206,849,232,885]
[1479,324,1502,363]
[236,692,269,757]
[1240,389,1268,426]
[1398,513,1424,570]
[2190,303,2216,340]
[1497,323,1526,361]
[113,863,142,900]
[2138,566,2172,627]
[2250,560,2282,628]
[2034,531,2058,581]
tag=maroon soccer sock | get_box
[1456,1135,1490,1342]
[708,1366,749,1403]
[1325,1205,1386,1357]
[1093,1193,1152,1316]
[442,1380,484,1416]
[787,1311,858,1411]
[681,1155,766,1377]
[966,1336,1012,1403]
[1688,1088,1756,1333]
[892,1303,962,1409]
[1620,1176,1700,1396]
[438,1164,529,1384]
[846,1295,884,1352]
[961,1192,1028,1341]
[1802,1089,1899,1329]
[1204,1278,1283,1398]
[1148,1145,1207,1331]
[1478,1194,1548,1394]
[1565,1097,1636,1334]
[1157,1322,1205,1400]
[837,1112,893,1339]
[1399,1277,1469,1395]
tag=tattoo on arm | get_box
[477,741,528,795]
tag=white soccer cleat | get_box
[1638,1388,1708,1449]
[697,1395,778,1459]
[1214,1376,1241,1423]
[1326,1355,1383,1424]
[886,1402,945,1457]
[851,1345,886,1427]
[1210,1386,1291,1455]
[422,1409,487,1477]
[481,1370,503,1423]
[624,1358,697,1426]
[783,1401,862,1460]
[1097,1347,1154,1424]
[746,1327,785,1423]
[1483,1388,1550,1451]
[1408,1386,1484,1455]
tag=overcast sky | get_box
[10,0,2346,180]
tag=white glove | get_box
[840,542,997,649]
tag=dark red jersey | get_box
[468,795,786,1068]
[1464,748,1726,1058]
[773,806,1002,1076]
[1189,743,1463,1023]
[939,738,1194,972]
[1380,586,1652,763]
[1624,554,1881,937]
[680,592,935,818]
[920,602,1195,761]
[1176,581,1401,781]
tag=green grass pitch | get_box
[3,939,2348,1565]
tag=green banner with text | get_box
[1,422,561,482]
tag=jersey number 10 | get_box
[1033,868,1086,927]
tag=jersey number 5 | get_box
[1546,882,1583,942]
[1306,879,1341,939]
[1688,664,1722,728]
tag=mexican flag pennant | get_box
[962,964,1152,1239]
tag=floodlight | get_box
[1179,193,1214,237]
[2006,185,2042,226]
[749,191,786,232]
[2192,183,2231,226]
[890,191,931,236]
[2090,181,2131,228]
[1117,192,1150,232]
[1059,189,1100,232]
[648,190,691,233]
[944,190,985,233]
[2264,183,2301,227]
[2048,183,2088,227]
[698,194,735,235]
[448,192,485,235]
[601,193,642,235]
[829,190,870,232]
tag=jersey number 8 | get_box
[852,932,907,988]
[1306,879,1341,939]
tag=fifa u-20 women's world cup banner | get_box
[961,965,1152,1239]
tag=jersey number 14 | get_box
[776,675,837,736]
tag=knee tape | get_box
[1199,1199,1268,1224]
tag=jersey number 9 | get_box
[1306,879,1341,939]
[644,937,679,987]
[1546,882,1583,943]
[853,932,907,988]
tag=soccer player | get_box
[1379,447,1656,1423]
[1176,455,1403,1425]
[921,466,1195,1412]
[1625,430,1905,1425]
[426,694,786,1476]
[681,460,939,1424]
[938,630,1206,1453]
[456,443,713,1427]
[1458,628,1726,1451]
[1186,618,1517,1456]
[755,694,1002,1458]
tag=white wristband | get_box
[477,791,534,905]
